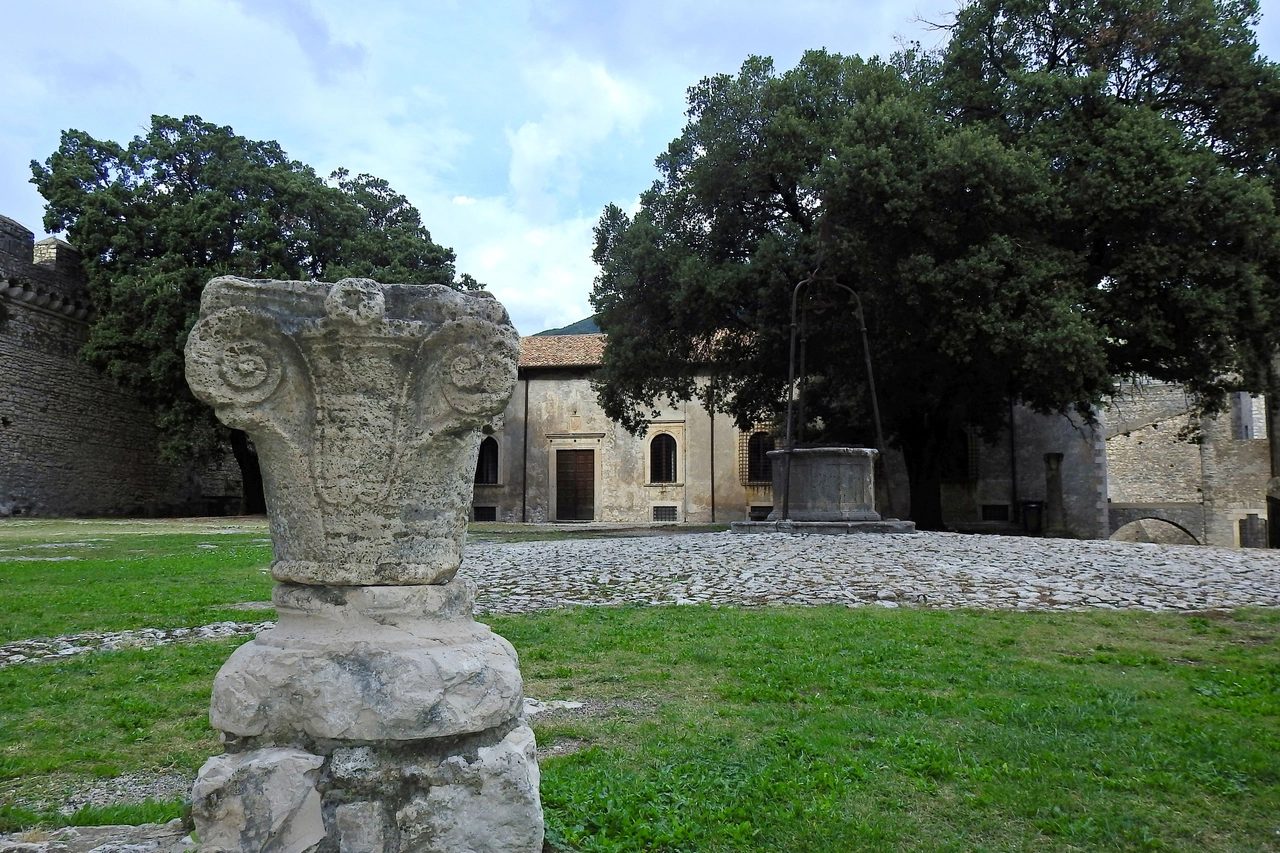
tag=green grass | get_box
[2,519,1278,850]
[0,529,275,640]
[2,605,1277,850]
[0,800,185,833]
[499,606,1280,852]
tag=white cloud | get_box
[230,0,368,83]
[5,0,1280,337]
[419,192,601,335]
[506,55,656,221]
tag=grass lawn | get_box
[1,520,1278,851]
[0,520,274,640]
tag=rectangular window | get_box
[652,505,678,522]
[473,506,497,522]
[981,504,1010,522]
[1231,391,1253,439]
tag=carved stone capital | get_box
[185,277,518,585]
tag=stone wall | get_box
[1201,402,1270,547]
[1101,380,1270,547]
[0,214,239,516]
[1103,383,1203,503]
[940,405,1109,539]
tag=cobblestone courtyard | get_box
[467,530,1280,614]
[5,530,1280,669]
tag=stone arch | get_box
[1107,502,1203,544]
[1110,517,1200,545]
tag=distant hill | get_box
[532,316,600,336]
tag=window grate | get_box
[981,504,1010,522]
[739,430,775,485]
[474,506,497,522]
[653,505,677,522]
[650,433,677,483]
[474,436,499,484]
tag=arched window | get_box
[747,431,774,483]
[475,436,499,484]
[650,433,677,483]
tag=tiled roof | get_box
[519,333,605,368]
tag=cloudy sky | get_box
[4,1,1280,335]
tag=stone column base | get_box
[193,724,543,853]
[193,580,542,853]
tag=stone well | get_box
[732,446,915,534]
[185,276,542,853]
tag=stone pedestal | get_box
[184,277,542,853]
[733,447,915,534]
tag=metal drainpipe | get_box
[1008,400,1019,524]
[709,381,716,524]
[520,376,530,523]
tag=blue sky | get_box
[3,0,1280,335]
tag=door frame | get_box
[547,433,604,522]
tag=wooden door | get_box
[556,449,595,521]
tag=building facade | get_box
[471,334,775,523]
[476,333,1268,546]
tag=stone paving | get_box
[464,530,1280,614]
[5,531,1280,670]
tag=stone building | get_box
[931,406,1109,540]
[478,330,1269,546]
[471,330,1110,535]
[471,334,775,523]
[0,214,239,516]
[1104,380,1270,547]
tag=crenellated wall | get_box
[0,214,241,516]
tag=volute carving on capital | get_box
[185,276,519,586]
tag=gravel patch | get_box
[0,622,273,669]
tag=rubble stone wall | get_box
[0,214,235,516]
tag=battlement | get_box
[0,215,35,263]
[0,214,92,321]
[33,237,80,270]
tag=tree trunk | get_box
[229,429,267,515]
[900,434,947,531]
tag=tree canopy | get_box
[31,115,474,507]
[589,0,1280,528]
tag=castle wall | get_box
[0,214,234,516]
[1101,381,1269,546]
[940,405,1109,540]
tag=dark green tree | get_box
[591,1,1280,529]
[31,115,475,512]
[940,0,1280,401]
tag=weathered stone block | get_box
[191,749,325,853]
[395,727,542,853]
[767,447,880,522]
[335,802,390,853]
[210,582,525,741]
